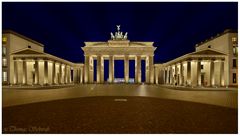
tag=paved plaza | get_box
[3,84,238,108]
[2,85,238,133]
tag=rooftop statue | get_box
[110,25,128,40]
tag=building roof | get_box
[189,49,226,56]
[2,30,44,47]
[196,29,237,47]
[13,49,45,55]
[162,48,227,66]
[11,48,78,66]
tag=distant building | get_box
[2,30,83,85]
[155,29,238,87]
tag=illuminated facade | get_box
[155,29,238,87]
[81,25,156,84]
[2,30,83,85]
[2,28,238,87]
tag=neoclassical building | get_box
[2,28,238,87]
[82,25,156,84]
[2,30,83,86]
[155,29,238,87]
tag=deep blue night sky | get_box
[2,2,238,63]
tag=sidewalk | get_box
[159,84,238,91]
[2,84,75,89]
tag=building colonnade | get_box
[155,59,225,87]
[12,58,76,85]
[84,55,154,84]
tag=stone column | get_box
[187,61,191,86]
[210,60,215,86]
[52,61,55,84]
[97,56,101,83]
[101,56,104,83]
[109,55,114,83]
[26,59,35,85]
[59,64,62,84]
[220,60,224,86]
[124,55,129,83]
[80,67,83,83]
[89,56,94,83]
[34,60,39,85]
[163,68,165,84]
[63,64,66,84]
[66,65,69,84]
[68,66,71,83]
[174,64,177,85]
[23,59,27,85]
[179,63,183,86]
[145,57,149,83]
[166,67,169,84]
[135,55,141,83]
[73,67,77,84]
[155,67,159,84]
[55,62,59,84]
[16,59,23,84]
[169,66,172,85]
[197,60,201,86]
[84,55,89,83]
[149,55,154,84]
[14,60,18,84]
[44,60,48,84]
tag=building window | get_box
[233,44,238,56]
[232,37,237,42]
[2,36,7,44]
[3,58,7,66]
[233,73,237,83]
[233,59,237,68]
[2,46,6,56]
[3,71,7,81]
[208,45,211,48]
[28,45,31,48]
[201,65,204,69]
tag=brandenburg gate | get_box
[82,25,156,84]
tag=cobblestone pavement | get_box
[2,96,237,133]
[2,84,238,108]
